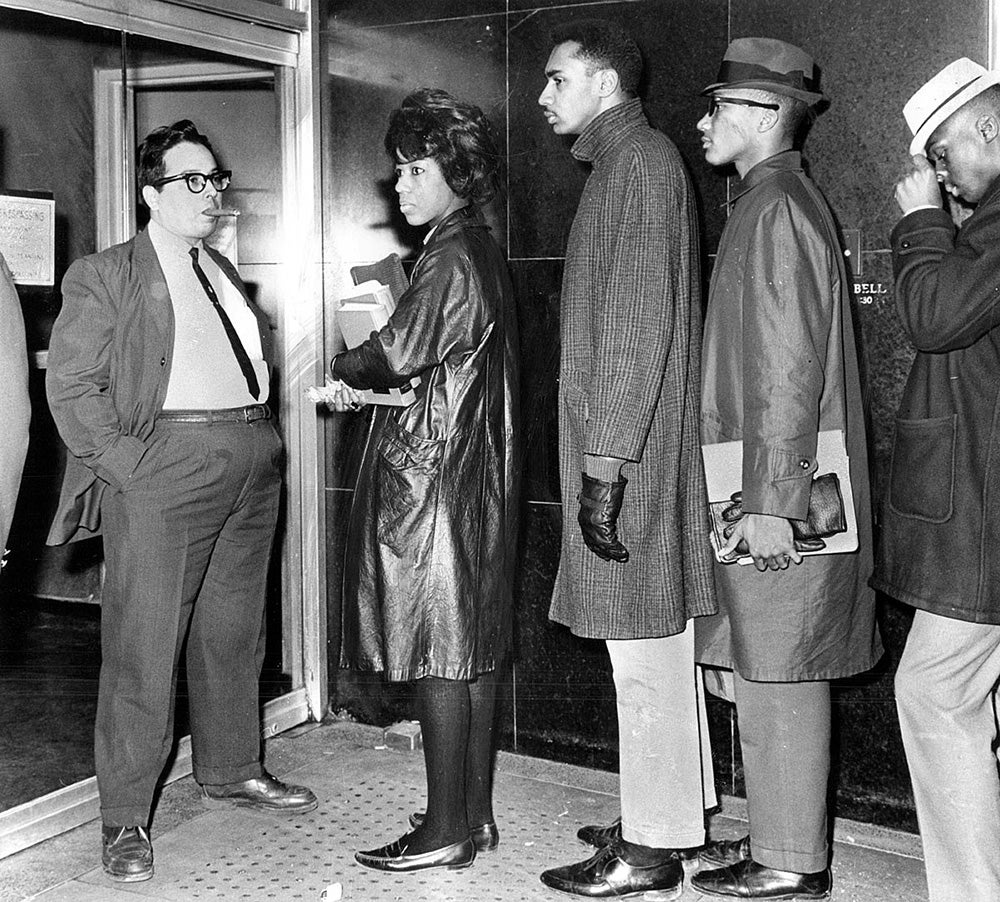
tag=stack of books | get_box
[336,254,418,407]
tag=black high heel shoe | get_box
[355,831,476,872]
[408,811,500,852]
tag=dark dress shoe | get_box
[355,832,476,872]
[201,771,318,814]
[692,858,832,899]
[576,817,698,863]
[539,840,684,899]
[701,834,752,868]
[408,811,499,852]
[577,817,622,848]
[102,825,153,882]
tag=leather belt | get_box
[156,404,271,425]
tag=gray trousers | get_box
[607,622,717,849]
[732,672,831,874]
[96,417,281,827]
[896,609,1000,902]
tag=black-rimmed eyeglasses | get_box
[707,97,780,117]
[152,170,232,194]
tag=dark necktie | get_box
[189,246,260,400]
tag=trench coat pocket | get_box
[888,414,956,523]
[375,418,445,548]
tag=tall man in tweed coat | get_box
[536,19,718,900]
[692,39,880,900]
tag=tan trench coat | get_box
[697,151,882,681]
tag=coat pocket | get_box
[374,418,445,549]
[888,414,956,523]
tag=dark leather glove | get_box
[578,473,629,563]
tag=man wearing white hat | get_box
[874,57,1000,902]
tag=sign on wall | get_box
[0,191,55,286]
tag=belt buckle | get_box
[242,406,254,424]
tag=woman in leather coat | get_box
[331,89,520,873]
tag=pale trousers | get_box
[895,609,1000,902]
[606,622,717,849]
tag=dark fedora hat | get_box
[702,37,825,105]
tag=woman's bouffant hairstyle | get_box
[384,88,501,206]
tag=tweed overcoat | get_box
[697,151,881,681]
[548,99,717,640]
[334,207,520,681]
[873,176,1000,624]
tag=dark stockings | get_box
[406,671,497,854]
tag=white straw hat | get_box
[904,57,1000,156]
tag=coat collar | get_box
[425,204,486,245]
[974,171,1000,212]
[726,149,804,206]
[571,98,647,166]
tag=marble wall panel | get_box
[324,12,507,288]
[504,502,619,768]
[327,0,504,28]
[509,259,562,503]
[851,251,915,502]
[507,0,729,259]
[509,0,642,9]
[729,0,988,248]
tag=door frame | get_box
[0,1,327,859]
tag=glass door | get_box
[0,0,325,858]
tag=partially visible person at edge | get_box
[692,38,881,901]
[46,119,317,885]
[534,19,719,901]
[0,252,29,563]
[328,88,520,874]
[875,57,1000,902]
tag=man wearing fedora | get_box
[693,38,880,900]
[873,58,1000,902]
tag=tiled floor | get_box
[1,721,928,902]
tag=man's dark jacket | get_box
[874,175,1000,624]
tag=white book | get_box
[336,279,419,407]
[701,429,858,565]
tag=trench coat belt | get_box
[156,404,271,425]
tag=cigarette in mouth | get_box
[205,208,241,217]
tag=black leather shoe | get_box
[701,834,752,868]
[577,817,622,848]
[692,859,831,899]
[102,825,153,882]
[540,840,683,899]
[201,771,318,814]
[355,832,476,872]
[408,811,500,852]
[576,817,698,862]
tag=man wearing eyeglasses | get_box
[45,119,316,884]
[692,39,880,900]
